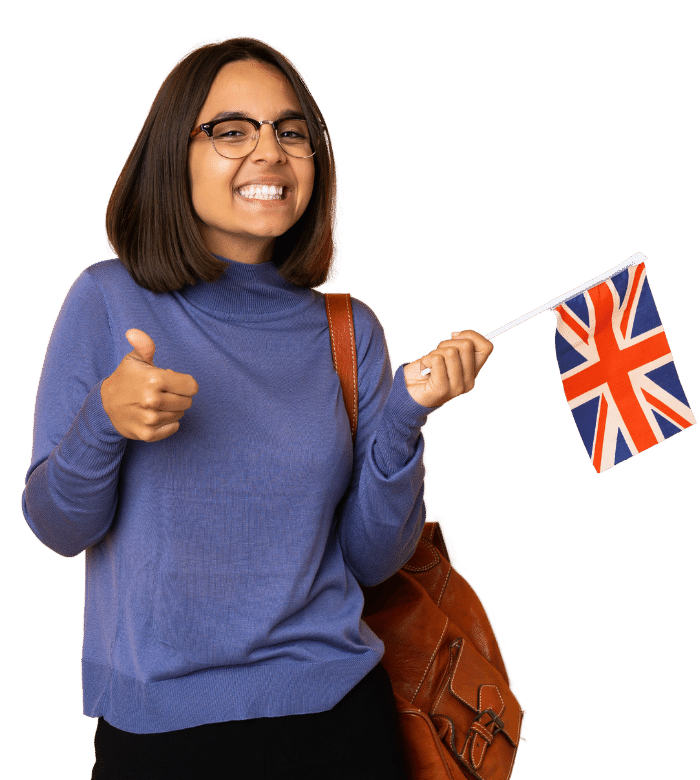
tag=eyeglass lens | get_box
[211,119,314,159]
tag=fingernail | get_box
[451,331,460,338]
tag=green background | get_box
[2,0,700,780]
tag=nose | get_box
[251,122,286,163]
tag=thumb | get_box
[125,328,156,366]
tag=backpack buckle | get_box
[475,707,504,735]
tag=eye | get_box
[279,131,304,140]
[277,120,310,140]
[212,120,256,142]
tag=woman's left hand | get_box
[403,330,494,408]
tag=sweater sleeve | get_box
[21,270,128,557]
[334,299,439,587]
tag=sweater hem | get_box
[82,649,384,733]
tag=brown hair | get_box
[106,38,336,293]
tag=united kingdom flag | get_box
[554,261,695,472]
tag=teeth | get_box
[238,184,285,199]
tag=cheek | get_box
[195,157,228,191]
[299,162,316,211]
[189,152,239,216]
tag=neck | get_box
[198,225,275,265]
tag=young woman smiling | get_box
[22,38,493,779]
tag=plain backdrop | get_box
[4,1,699,778]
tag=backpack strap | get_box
[324,293,358,444]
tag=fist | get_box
[403,330,493,408]
[100,329,199,442]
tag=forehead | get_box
[197,59,302,120]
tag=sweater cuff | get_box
[371,365,439,478]
[79,381,128,447]
[53,381,128,471]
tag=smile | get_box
[236,184,286,200]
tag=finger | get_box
[125,329,156,366]
[132,402,187,440]
[421,352,449,400]
[423,338,476,380]
[450,329,493,354]
[139,367,198,398]
[138,390,195,413]
[448,330,492,351]
[159,369,199,398]
[435,344,467,398]
[139,420,181,443]
[449,330,493,377]
[135,405,185,427]
[446,342,475,394]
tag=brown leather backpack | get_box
[325,293,524,780]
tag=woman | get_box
[22,38,493,779]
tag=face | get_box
[188,59,315,264]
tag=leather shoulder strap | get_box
[324,293,358,444]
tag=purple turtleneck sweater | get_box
[22,256,437,734]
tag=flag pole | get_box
[484,251,647,340]
[420,251,647,376]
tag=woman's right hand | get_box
[100,329,199,442]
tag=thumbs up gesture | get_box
[100,329,199,442]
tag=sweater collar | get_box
[177,255,315,319]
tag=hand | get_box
[100,329,199,442]
[403,330,494,408]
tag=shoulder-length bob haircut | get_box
[106,38,336,293]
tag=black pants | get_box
[91,662,409,779]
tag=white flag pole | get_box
[420,252,647,376]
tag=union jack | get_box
[554,262,695,472]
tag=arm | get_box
[334,300,439,587]
[21,270,128,557]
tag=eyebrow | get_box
[208,109,306,122]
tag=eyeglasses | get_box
[189,117,316,159]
